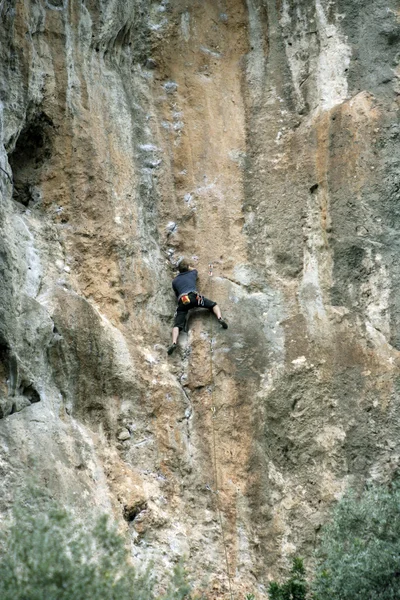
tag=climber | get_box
[167,258,228,355]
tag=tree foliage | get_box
[267,482,400,600]
[312,482,400,600]
[268,557,309,600]
[0,487,198,600]
[6,481,400,600]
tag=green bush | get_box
[8,481,400,600]
[0,487,197,600]
[312,482,400,600]
[268,557,309,600]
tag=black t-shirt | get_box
[172,269,198,298]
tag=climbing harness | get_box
[208,263,235,600]
[178,290,196,303]
[196,293,205,307]
[180,293,206,333]
[177,291,204,307]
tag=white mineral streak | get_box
[316,425,346,451]
[362,251,391,342]
[280,0,313,114]
[15,216,42,298]
[315,0,351,111]
[366,322,396,364]
[245,0,266,107]
[299,193,332,338]
[299,248,327,328]
[26,5,47,106]
[181,11,190,42]
[65,8,82,112]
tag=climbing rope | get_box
[208,263,235,600]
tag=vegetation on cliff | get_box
[0,488,199,600]
[312,481,400,600]
[269,481,400,600]
[2,482,400,599]
[268,557,308,600]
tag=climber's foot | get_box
[167,343,177,355]
[219,318,228,329]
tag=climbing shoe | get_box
[167,343,177,355]
[219,318,228,329]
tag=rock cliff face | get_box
[0,0,399,596]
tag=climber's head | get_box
[178,258,190,273]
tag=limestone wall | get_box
[0,0,399,596]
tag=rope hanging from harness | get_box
[208,263,235,600]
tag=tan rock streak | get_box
[1,0,400,597]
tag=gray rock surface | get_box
[0,0,399,596]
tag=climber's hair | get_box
[178,259,190,273]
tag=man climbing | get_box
[167,258,228,355]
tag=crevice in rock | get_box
[123,500,147,522]
[19,381,41,404]
[97,2,150,64]
[8,380,41,416]
[178,381,191,404]
[8,112,54,207]
[176,378,194,462]
[0,334,41,418]
[47,0,63,8]
[0,336,11,418]
[0,334,17,393]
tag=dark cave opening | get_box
[19,382,41,404]
[0,334,41,418]
[8,112,53,207]
[0,335,10,400]
[123,501,147,523]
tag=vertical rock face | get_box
[0,0,399,596]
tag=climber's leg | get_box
[213,305,228,329]
[167,327,179,355]
[202,297,228,329]
[172,326,179,344]
[212,304,222,319]
[168,304,190,355]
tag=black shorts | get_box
[173,292,217,330]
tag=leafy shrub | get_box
[268,557,309,600]
[312,482,400,600]
[0,487,197,600]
